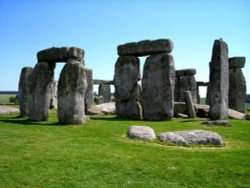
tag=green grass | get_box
[0,111,249,188]
[0,94,16,104]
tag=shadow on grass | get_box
[0,116,62,126]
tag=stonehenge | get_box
[17,38,248,124]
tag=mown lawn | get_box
[0,111,249,188]
[0,94,16,104]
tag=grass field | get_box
[0,94,16,104]
[0,110,249,188]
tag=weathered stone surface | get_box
[37,47,84,62]
[58,59,87,124]
[27,62,55,121]
[142,53,175,120]
[184,91,196,118]
[208,39,229,120]
[159,130,224,146]
[87,102,116,115]
[175,68,196,77]
[95,96,104,105]
[194,104,210,118]
[228,108,245,119]
[49,80,58,109]
[229,57,245,69]
[85,69,93,110]
[177,113,188,118]
[114,55,142,119]
[0,105,19,114]
[98,84,111,103]
[128,125,156,140]
[18,67,33,116]
[245,114,250,120]
[118,39,174,56]
[175,75,197,104]
[174,102,188,117]
[201,120,230,126]
[93,79,114,85]
[229,68,246,113]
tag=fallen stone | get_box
[87,102,116,115]
[201,120,231,126]
[159,130,224,146]
[175,68,196,77]
[228,109,245,120]
[128,125,156,140]
[229,57,245,69]
[177,113,188,118]
[174,102,188,116]
[37,47,84,62]
[0,105,19,114]
[118,39,173,56]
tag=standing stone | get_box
[58,59,87,124]
[229,57,246,113]
[49,80,58,109]
[98,84,111,103]
[184,91,196,118]
[142,53,175,120]
[27,62,55,121]
[114,55,142,119]
[18,67,33,116]
[85,69,93,111]
[209,39,229,120]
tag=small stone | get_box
[128,125,156,140]
[201,120,230,126]
[177,113,188,118]
[159,130,224,146]
[229,57,245,69]
[175,68,196,77]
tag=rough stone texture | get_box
[128,125,156,140]
[18,67,33,116]
[175,68,196,77]
[37,47,84,62]
[95,96,104,105]
[142,53,175,120]
[174,102,188,117]
[58,59,87,124]
[85,69,93,111]
[194,104,210,118]
[228,108,246,119]
[159,130,224,146]
[49,80,58,109]
[175,75,197,104]
[114,55,142,119]
[27,62,55,121]
[229,57,245,69]
[208,39,229,120]
[87,102,116,115]
[229,68,246,113]
[201,120,230,126]
[93,79,114,85]
[98,84,111,103]
[118,39,174,56]
[184,91,196,118]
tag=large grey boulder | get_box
[87,102,116,115]
[208,39,229,120]
[128,125,156,140]
[142,53,175,120]
[118,39,173,56]
[58,59,87,124]
[18,67,33,116]
[85,69,93,111]
[229,57,246,113]
[159,130,224,146]
[27,62,55,121]
[37,47,84,62]
[114,55,142,119]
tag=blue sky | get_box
[0,0,249,96]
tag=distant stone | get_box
[229,57,245,69]
[37,47,84,62]
[98,84,111,103]
[93,79,114,85]
[87,102,116,115]
[184,91,196,118]
[58,59,87,124]
[194,104,210,118]
[18,67,33,116]
[118,39,174,56]
[245,114,250,120]
[228,108,245,119]
[142,53,175,120]
[128,125,156,140]
[177,113,188,118]
[175,68,196,77]
[201,120,230,126]
[159,130,224,146]
[85,69,93,111]
[174,102,187,116]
